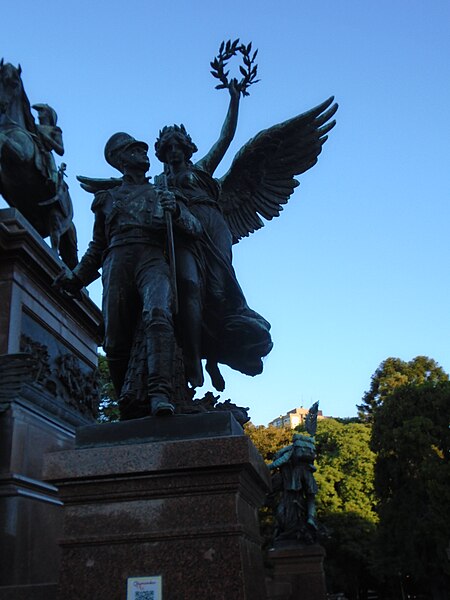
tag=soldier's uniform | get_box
[73,175,202,411]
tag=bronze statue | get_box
[268,402,320,545]
[74,40,337,419]
[0,60,78,267]
[57,133,202,416]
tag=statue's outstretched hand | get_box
[53,270,83,299]
[228,78,241,101]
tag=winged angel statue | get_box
[76,41,337,418]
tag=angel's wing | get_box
[76,175,123,194]
[219,96,337,242]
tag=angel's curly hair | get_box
[154,124,198,163]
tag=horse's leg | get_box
[0,137,9,197]
[48,207,62,251]
[1,131,35,165]
[0,130,37,201]
[58,223,78,270]
[0,129,55,237]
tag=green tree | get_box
[244,422,293,462]
[321,512,378,599]
[315,419,377,522]
[97,354,120,422]
[246,419,379,598]
[371,381,450,599]
[314,419,378,598]
[357,356,448,422]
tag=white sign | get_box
[127,576,162,600]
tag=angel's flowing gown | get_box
[167,165,273,377]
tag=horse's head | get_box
[0,59,24,114]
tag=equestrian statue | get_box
[0,60,77,268]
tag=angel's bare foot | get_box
[186,359,204,389]
[206,360,225,392]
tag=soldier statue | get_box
[57,132,202,416]
[268,402,320,545]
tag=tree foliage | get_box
[357,356,448,421]
[244,422,293,462]
[314,419,378,598]
[315,419,377,523]
[97,354,120,422]
[371,381,450,597]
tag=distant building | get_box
[268,406,325,429]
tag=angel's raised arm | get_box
[196,79,240,176]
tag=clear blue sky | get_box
[2,1,449,424]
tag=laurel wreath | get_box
[210,39,259,97]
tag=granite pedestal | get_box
[0,209,102,599]
[267,544,327,600]
[44,414,271,600]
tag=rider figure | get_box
[32,103,63,185]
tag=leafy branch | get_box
[210,39,260,97]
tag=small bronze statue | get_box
[0,60,78,267]
[268,402,320,545]
[57,132,202,416]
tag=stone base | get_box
[44,414,271,600]
[267,544,327,600]
[0,384,90,590]
[0,583,57,600]
[0,208,101,595]
[76,410,244,446]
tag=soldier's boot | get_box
[150,396,175,416]
[146,322,175,416]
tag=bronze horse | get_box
[0,60,77,268]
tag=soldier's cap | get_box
[32,103,58,126]
[104,132,149,168]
